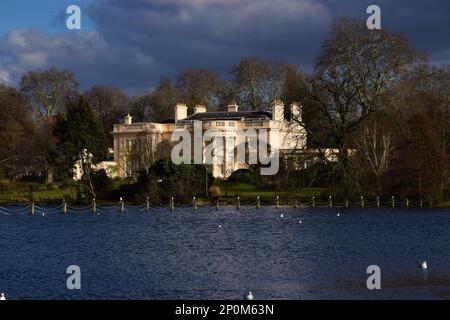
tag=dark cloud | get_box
[0,0,448,94]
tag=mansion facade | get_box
[112,100,306,178]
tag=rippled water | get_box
[1,206,450,300]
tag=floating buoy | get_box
[245,291,253,300]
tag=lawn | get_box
[0,180,78,204]
[219,182,325,203]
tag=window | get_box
[216,122,225,127]
[228,122,235,127]
[245,122,253,127]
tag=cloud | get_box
[0,70,11,85]
[0,0,448,93]
[0,29,163,93]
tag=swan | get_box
[280,213,284,218]
[299,220,302,224]
[0,293,5,300]
[245,291,253,300]
[337,213,340,217]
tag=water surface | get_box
[0,206,449,299]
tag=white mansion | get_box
[112,100,308,178]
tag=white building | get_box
[112,100,306,178]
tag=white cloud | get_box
[0,70,11,85]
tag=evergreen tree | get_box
[53,97,106,197]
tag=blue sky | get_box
[0,0,449,94]
[0,0,94,35]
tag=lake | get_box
[1,205,450,300]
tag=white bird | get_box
[0,293,5,300]
[280,213,284,218]
[245,291,253,300]
[42,213,45,217]
[420,261,428,270]
[299,220,302,224]
[337,213,340,217]
[218,225,222,228]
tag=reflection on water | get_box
[1,206,450,299]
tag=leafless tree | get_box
[230,57,289,111]
[84,85,130,145]
[292,18,420,189]
[356,118,393,191]
[131,77,178,122]
[20,67,79,121]
[175,69,221,112]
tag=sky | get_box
[0,0,449,94]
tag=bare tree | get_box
[356,117,393,192]
[230,57,288,111]
[175,69,221,111]
[20,68,79,121]
[130,129,161,174]
[84,85,130,145]
[293,18,419,189]
[0,85,38,178]
[130,77,178,123]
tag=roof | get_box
[180,110,272,122]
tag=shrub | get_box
[209,186,222,200]
[228,169,262,186]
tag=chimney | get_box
[194,105,207,114]
[290,102,302,122]
[271,99,284,122]
[175,103,188,122]
[124,114,133,125]
[227,103,239,112]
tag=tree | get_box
[230,57,288,110]
[53,97,106,197]
[175,69,221,111]
[20,68,79,183]
[386,112,447,202]
[296,18,419,191]
[83,85,130,146]
[20,68,79,121]
[0,85,37,178]
[130,77,178,122]
[355,115,394,193]
[129,129,162,174]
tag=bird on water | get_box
[0,293,5,300]
[420,261,428,270]
[245,291,254,300]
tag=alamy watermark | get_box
[367,265,381,290]
[66,265,81,290]
[367,5,381,30]
[66,5,81,30]
[171,121,280,175]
